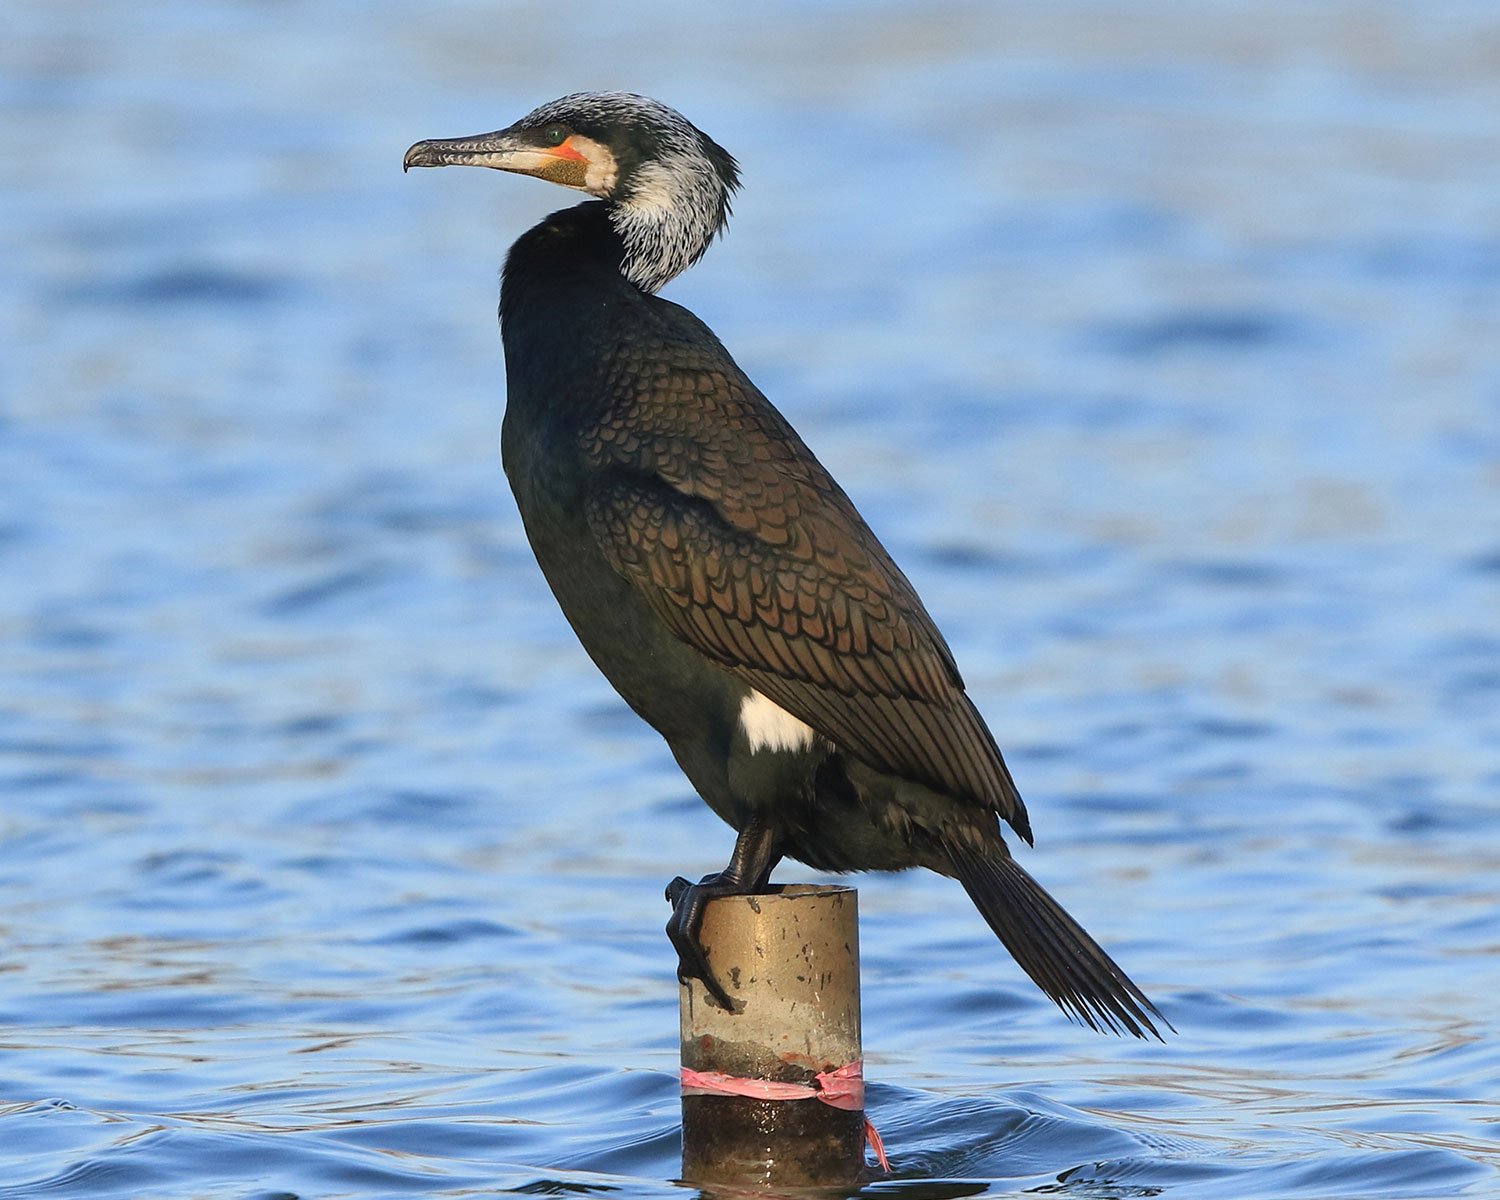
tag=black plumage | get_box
[405,93,1166,1038]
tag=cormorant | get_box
[405,93,1166,1038]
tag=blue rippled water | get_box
[3,2,1499,1196]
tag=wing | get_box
[580,337,1030,839]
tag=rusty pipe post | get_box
[678,884,868,1188]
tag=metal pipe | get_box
[679,883,867,1188]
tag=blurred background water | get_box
[3,1,1499,1196]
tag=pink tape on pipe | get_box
[681,1062,862,1109]
[680,1062,890,1171]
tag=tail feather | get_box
[948,843,1170,1040]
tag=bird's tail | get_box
[947,843,1169,1040]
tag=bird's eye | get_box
[541,123,570,147]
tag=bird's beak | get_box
[403,129,590,190]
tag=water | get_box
[3,1,1499,1196]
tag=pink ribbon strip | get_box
[681,1061,862,1109]
[680,1061,891,1171]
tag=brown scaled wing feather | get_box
[580,345,1029,840]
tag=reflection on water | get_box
[2,1,1499,1197]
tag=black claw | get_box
[662,822,783,1015]
[665,877,741,1012]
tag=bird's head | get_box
[405,92,740,293]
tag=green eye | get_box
[541,123,569,146]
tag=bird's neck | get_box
[501,204,629,353]
[608,155,729,294]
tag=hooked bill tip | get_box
[403,140,444,172]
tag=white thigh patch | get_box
[738,689,817,754]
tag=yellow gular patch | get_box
[535,147,589,190]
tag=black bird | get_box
[405,93,1166,1038]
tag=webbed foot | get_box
[666,872,746,1011]
[662,820,783,1013]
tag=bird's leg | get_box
[665,819,782,1011]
